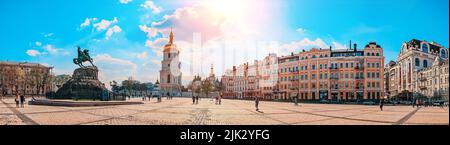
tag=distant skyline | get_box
[0,0,448,87]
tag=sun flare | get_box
[203,0,249,19]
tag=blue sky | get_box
[0,0,448,86]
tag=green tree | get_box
[201,80,213,98]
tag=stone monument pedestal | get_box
[53,66,110,100]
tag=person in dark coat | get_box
[20,95,26,108]
[15,94,20,108]
[196,95,199,104]
[379,99,384,111]
[255,96,260,111]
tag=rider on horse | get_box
[74,46,95,68]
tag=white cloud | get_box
[41,44,70,56]
[26,49,41,57]
[94,54,137,70]
[80,18,98,28]
[93,17,118,31]
[44,44,59,54]
[296,28,307,35]
[119,0,132,4]
[94,54,138,88]
[139,25,160,38]
[35,41,42,47]
[42,33,54,38]
[295,28,306,33]
[332,42,347,50]
[136,51,148,59]
[105,25,122,39]
[145,38,168,56]
[280,38,329,54]
[140,0,162,14]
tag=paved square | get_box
[0,98,448,125]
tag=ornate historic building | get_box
[222,42,385,102]
[413,56,449,100]
[385,39,449,100]
[0,61,53,96]
[159,28,182,96]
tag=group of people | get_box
[166,93,173,100]
[15,93,26,108]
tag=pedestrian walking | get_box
[294,94,299,106]
[192,95,196,104]
[215,95,218,105]
[20,95,25,108]
[379,99,384,111]
[196,95,199,104]
[15,94,20,108]
[219,94,222,105]
[255,96,260,111]
[412,99,416,108]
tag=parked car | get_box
[362,101,376,105]
[433,100,444,106]
[400,101,412,105]
[319,100,329,104]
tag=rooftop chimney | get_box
[354,43,357,52]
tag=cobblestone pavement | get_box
[0,98,448,125]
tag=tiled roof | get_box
[0,61,52,68]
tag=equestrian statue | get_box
[73,46,95,68]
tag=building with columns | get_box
[159,28,182,96]
[385,39,449,100]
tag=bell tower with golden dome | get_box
[159,27,182,96]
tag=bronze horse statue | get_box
[73,46,95,68]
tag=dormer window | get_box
[422,43,428,53]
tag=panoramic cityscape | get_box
[0,0,448,125]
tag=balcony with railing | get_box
[355,86,364,92]
[329,67,339,70]
[330,77,339,80]
[355,76,364,80]
[354,66,364,70]
[419,77,427,81]
[419,85,427,90]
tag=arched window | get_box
[371,53,375,56]
[415,58,420,67]
[423,60,428,68]
[441,49,447,58]
[376,53,380,56]
[422,43,428,53]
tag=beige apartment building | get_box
[413,57,449,101]
[0,61,53,96]
[222,42,385,102]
